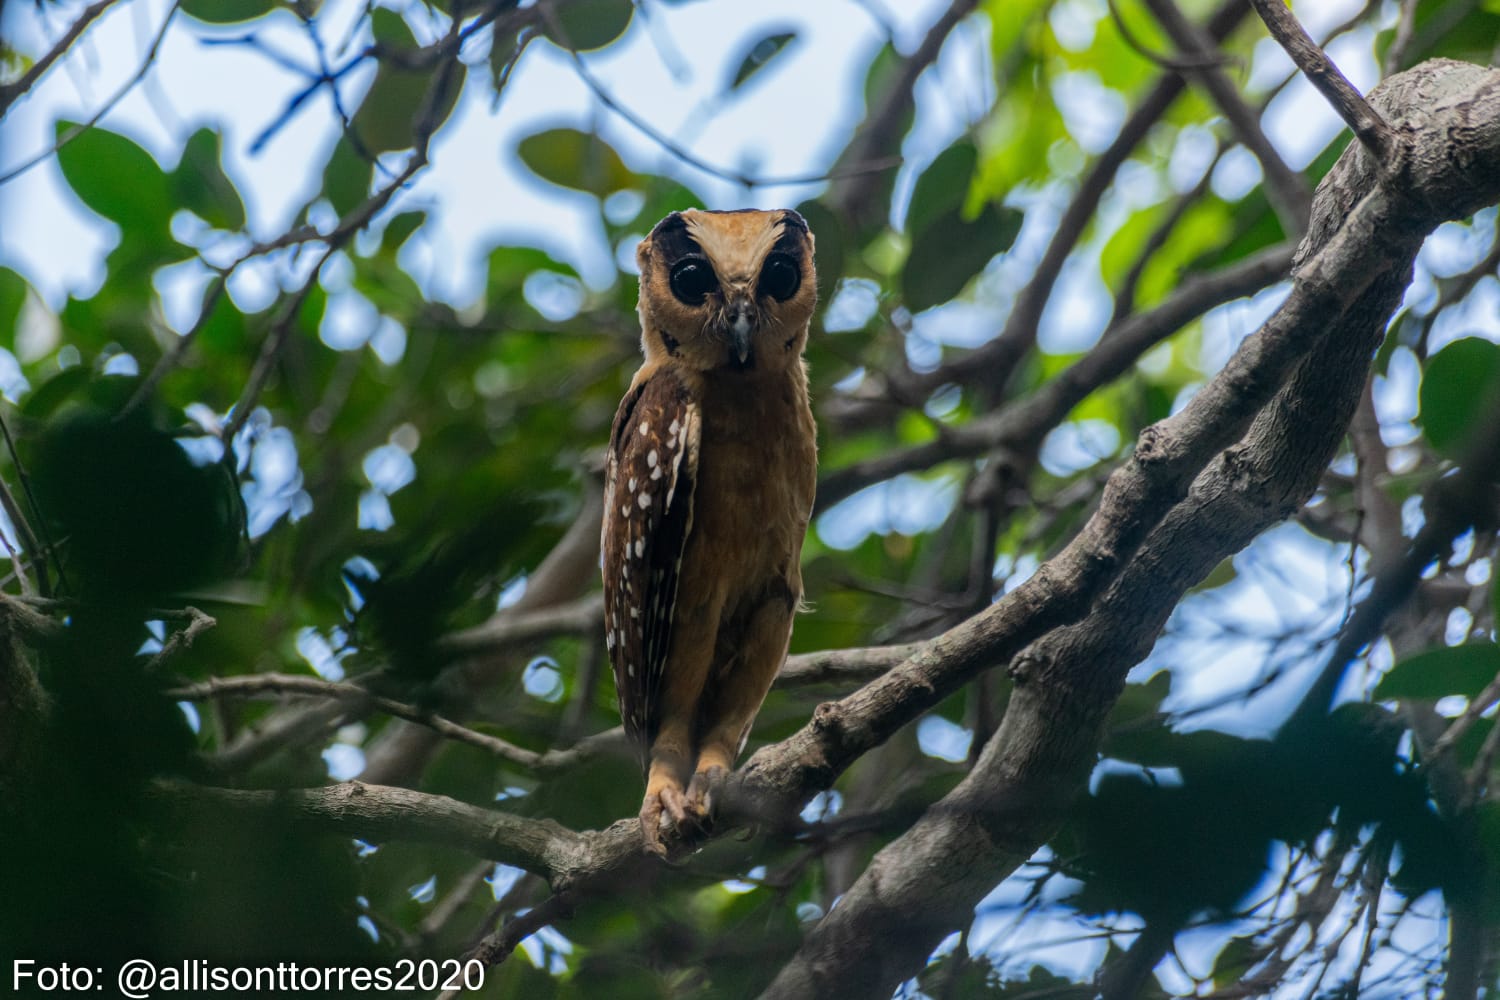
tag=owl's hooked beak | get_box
[727,297,755,366]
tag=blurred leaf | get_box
[26,374,241,599]
[544,0,634,51]
[1374,643,1500,700]
[370,6,417,47]
[351,12,464,154]
[629,177,706,236]
[727,30,797,91]
[518,128,636,195]
[973,68,1063,198]
[1103,669,1172,737]
[905,141,976,236]
[902,139,1023,310]
[321,136,373,216]
[173,127,246,230]
[352,60,466,154]
[181,0,277,23]
[795,199,844,303]
[903,202,1022,311]
[1419,337,1500,460]
[1212,937,1260,989]
[380,210,426,254]
[54,121,174,235]
[0,266,28,342]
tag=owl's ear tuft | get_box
[778,209,809,235]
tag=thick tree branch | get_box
[1248,0,1395,160]
[151,779,610,882]
[760,58,1500,998]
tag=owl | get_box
[602,208,818,853]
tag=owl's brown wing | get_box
[602,368,700,769]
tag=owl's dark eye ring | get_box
[758,253,800,301]
[669,259,718,305]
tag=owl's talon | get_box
[639,796,668,856]
[640,784,695,855]
[661,785,691,827]
[686,765,727,822]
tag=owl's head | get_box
[635,208,816,374]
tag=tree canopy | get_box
[2,0,1500,997]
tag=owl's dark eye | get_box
[669,259,718,305]
[758,253,800,301]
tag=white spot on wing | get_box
[638,492,652,508]
[638,422,650,436]
[634,538,644,557]
[647,450,658,467]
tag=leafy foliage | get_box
[2,1,1499,997]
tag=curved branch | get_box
[759,58,1500,998]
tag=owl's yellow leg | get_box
[640,601,721,854]
[687,592,796,817]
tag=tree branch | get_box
[1247,0,1395,160]
[758,58,1500,998]
[1143,0,1311,235]
[816,242,1295,513]
[0,0,122,118]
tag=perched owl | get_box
[602,208,818,853]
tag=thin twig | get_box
[1383,0,1421,77]
[541,4,901,190]
[445,892,574,997]
[147,606,216,670]
[170,672,622,772]
[1247,0,1395,160]
[0,2,182,186]
[0,0,123,117]
[0,412,61,596]
[1143,0,1311,235]
[1108,0,1228,72]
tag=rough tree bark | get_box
[136,53,1500,1000]
[758,57,1500,999]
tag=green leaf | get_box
[903,202,1023,312]
[1374,643,1500,700]
[906,141,976,235]
[180,0,276,24]
[173,128,245,231]
[0,267,28,344]
[544,0,634,51]
[1418,337,1500,460]
[900,138,1023,310]
[351,61,466,154]
[369,7,417,48]
[794,199,844,303]
[54,121,174,235]
[380,211,427,254]
[727,31,797,92]
[517,128,636,195]
[351,12,464,154]
[321,137,373,217]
